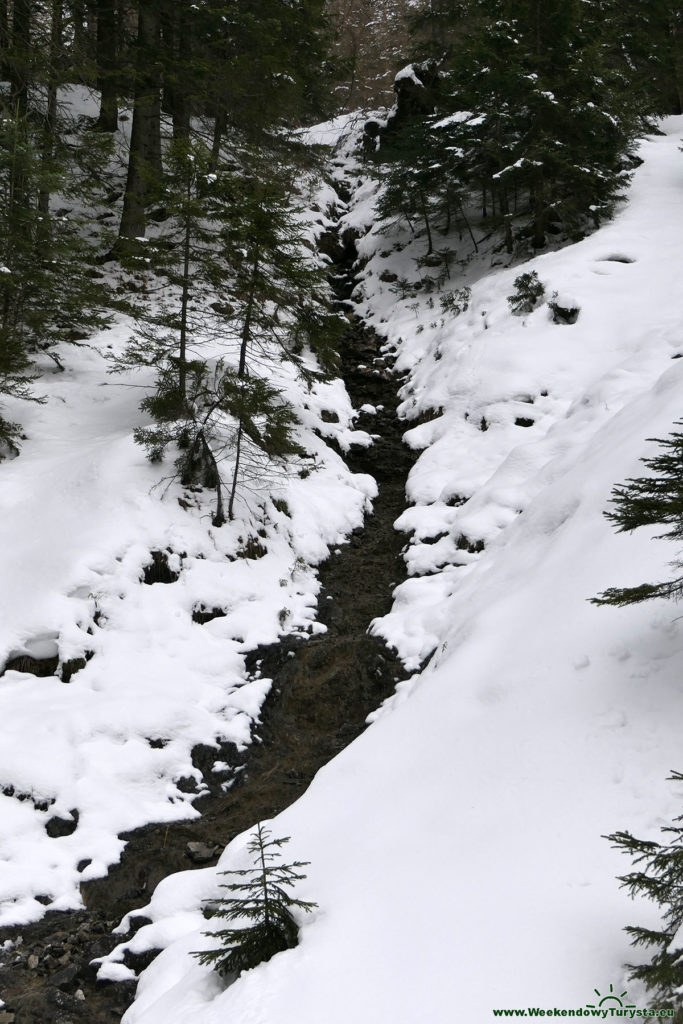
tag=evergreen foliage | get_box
[593,424,683,606]
[507,272,545,315]
[117,0,336,241]
[377,0,643,256]
[193,823,317,976]
[605,772,683,1011]
[116,139,341,524]
[0,92,115,449]
[598,0,683,116]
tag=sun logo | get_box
[586,984,636,1010]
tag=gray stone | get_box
[49,965,78,990]
[186,841,219,864]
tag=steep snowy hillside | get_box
[114,118,683,1022]
[0,169,376,929]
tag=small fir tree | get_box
[605,772,683,1011]
[134,359,305,527]
[118,142,341,524]
[507,271,545,315]
[593,423,683,606]
[194,823,317,976]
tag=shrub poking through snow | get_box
[605,772,683,1011]
[194,822,317,977]
[593,422,683,606]
[507,271,545,315]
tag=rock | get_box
[75,990,85,1001]
[186,841,219,864]
[27,955,39,970]
[14,986,88,1023]
[45,809,79,838]
[49,965,78,990]
[0,1011,16,1023]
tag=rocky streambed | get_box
[0,240,415,1024]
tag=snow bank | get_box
[119,118,683,1022]
[0,311,375,924]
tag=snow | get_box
[107,116,683,1022]
[394,63,424,87]
[0,308,375,922]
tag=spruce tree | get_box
[593,424,683,607]
[117,140,342,525]
[605,772,683,1012]
[194,823,317,977]
[379,0,641,256]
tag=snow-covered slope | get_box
[116,118,683,1021]
[0,257,376,926]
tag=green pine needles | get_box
[194,823,317,977]
[605,773,683,1011]
[593,423,683,607]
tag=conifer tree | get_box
[379,0,640,256]
[118,139,342,524]
[194,822,317,976]
[605,772,683,1011]
[593,424,683,607]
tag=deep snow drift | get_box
[105,117,683,1021]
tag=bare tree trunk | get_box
[161,0,191,140]
[532,169,545,250]
[38,0,63,227]
[238,253,259,376]
[499,188,513,254]
[210,105,226,170]
[458,200,478,253]
[419,191,433,254]
[119,0,162,240]
[227,417,243,522]
[200,432,225,526]
[177,170,192,405]
[9,0,30,120]
[0,0,10,80]
[95,0,118,130]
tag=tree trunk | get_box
[9,0,30,121]
[419,191,433,254]
[38,0,63,228]
[200,432,225,527]
[95,0,118,131]
[210,105,226,170]
[532,169,546,250]
[177,173,192,405]
[238,253,260,377]
[227,416,243,522]
[0,0,10,80]
[118,0,162,241]
[499,188,513,255]
[161,0,191,140]
[8,0,30,241]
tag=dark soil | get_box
[0,245,414,1024]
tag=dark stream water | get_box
[0,241,415,1024]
